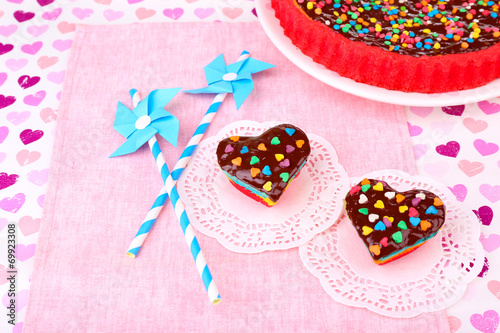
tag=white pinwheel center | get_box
[135,115,151,130]
[222,72,238,81]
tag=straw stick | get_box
[127,51,250,257]
[129,89,221,305]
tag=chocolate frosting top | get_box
[344,179,446,262]
[216,124,311,203]
[295,0,500,56]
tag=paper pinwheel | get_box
[127,51,275,260]
[184,51,275,109]
[110,88,181,157]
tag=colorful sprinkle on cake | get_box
[344,178,446,265]
[216,124,311,207]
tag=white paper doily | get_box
[177,120,350,253]
[299,169,484,318]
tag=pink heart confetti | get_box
[103,9,124,21]
[463,118,488,133]
[474,139,499,156]
[163,8,184,20]
[487,280,500,300]
[473,205,493,226]
[7,111,30,125]
[16,149,41,166]
[413,144,427,159]
[423,161,449,178]
[478,100,500,115]
[42,7,62,20]
[407,122,422,136]
[57,21,76,34]
[0,24,18,37]
[5,58,28,71]
[409,106,433,118]
[470,310,499,333]
[2,289,30,312]
[47,70,65,84]
[27,169,49,186]
[458,160,484,177]
[448,316,461,333]
[18,216,41,236]
[72,7,94,20]
[0,193,25,213]
[479,184,500,203]
[194,7,214,19]
[37,55,58,69]
[23,90,46,106]
[52,39,72,52]
[0,126,8,143]
[479,233,500,253]
[447,184,467,202]
[222,7,243,19]
[0,72,6,87]
[37,194,44,208]
[14,244,36,262]
[27,24,49,37]
[136,7,155,20]
[40,107,57,123]
[21,41,43,55]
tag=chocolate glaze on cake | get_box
[344,179,446,262]
[216,124,310,203]
[295,0,500,56]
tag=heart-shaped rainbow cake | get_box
[216,124,311,207]
[344,178,446,265]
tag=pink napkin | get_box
[24,22,450,332]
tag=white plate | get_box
[255,0,500,107]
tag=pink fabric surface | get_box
[24,22,450,332]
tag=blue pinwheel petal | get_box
[232,79,254,110]
[239,58,275,75]
[204,54,227,83]
[109,126,158,157]
[113,101,138,138]
[147,88,182,115]
[184,81,233,94]
[151,112,180,148]
[232,71,252,82]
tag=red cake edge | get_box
[271,0,500,93]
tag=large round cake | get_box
[271,0,500,92]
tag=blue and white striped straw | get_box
[127,51,250,258]
[128,89,221,305]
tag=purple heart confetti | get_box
[0,173,19,190]
[18,75,40,89]
[0,126,8,143]
[0,43,14,56]
[436,141,460,158]
[441,105,465,116]
[13,10,35,23]
[474,139,499,157]
[0,95,16,109]
[20,129,44,145]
